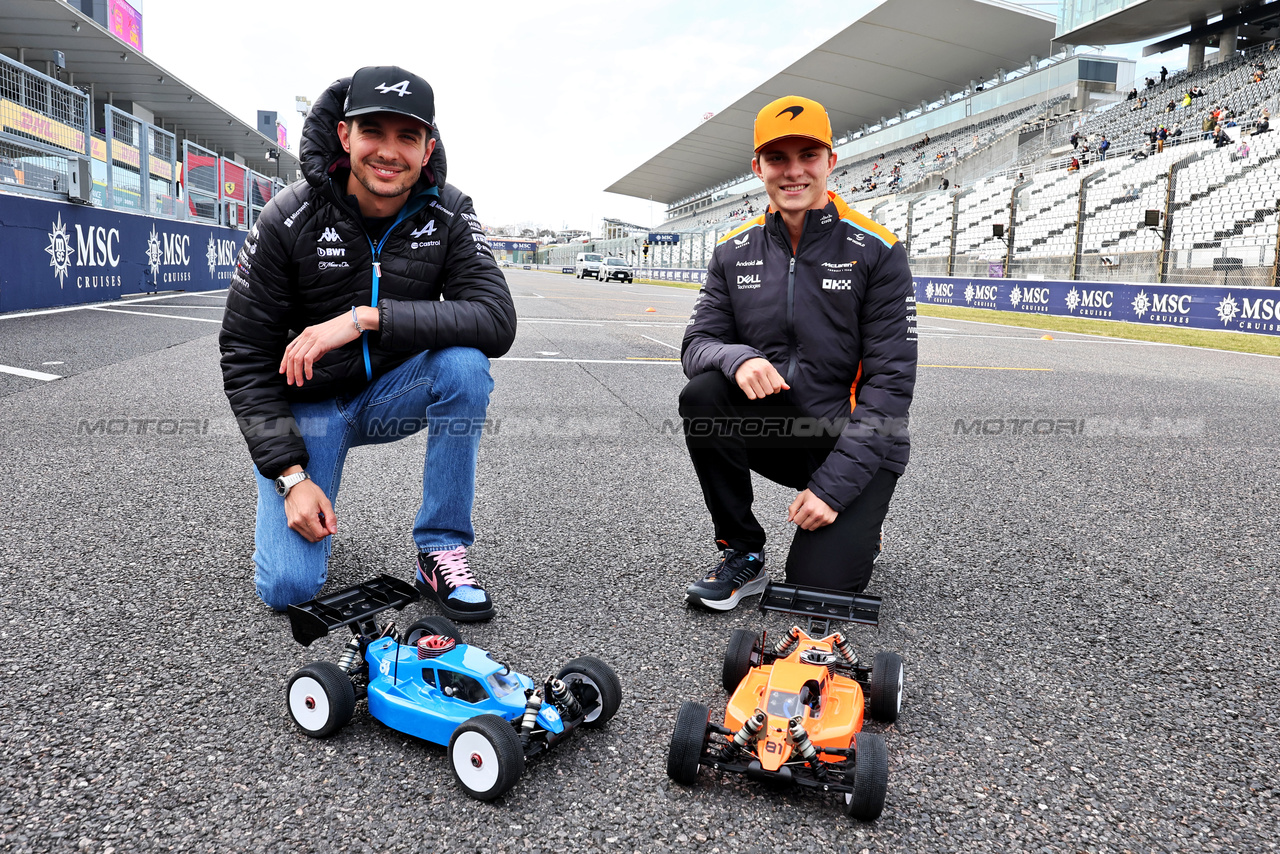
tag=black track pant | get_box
[679,370,899,594]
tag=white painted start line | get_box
[0,364,62,381]
[640,334,680,351]
[88,307,222,324]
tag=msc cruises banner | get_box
[0,194,245,313]
[913,275,1280,337]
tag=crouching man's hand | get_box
[734,357,790,400]
[285,478,338,543]
[788,489,837,531]
[280,307,379,387]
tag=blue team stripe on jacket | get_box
[840,218,894,248]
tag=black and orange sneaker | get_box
[415,546,495,622]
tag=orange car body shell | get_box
[723,631,865,771]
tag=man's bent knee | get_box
[679,370,734,415]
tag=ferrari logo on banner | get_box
[224,182,236,195]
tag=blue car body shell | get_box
[364,637,566,745]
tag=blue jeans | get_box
[252,347,494,611]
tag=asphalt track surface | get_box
[1,269,1277,853]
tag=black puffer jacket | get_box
[682,192,917,512]
[220,77,516,479]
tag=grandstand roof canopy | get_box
[607,0,1056,205]
[1055,0,1280,46]
[0,0,298,176]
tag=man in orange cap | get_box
[680,95,917,609]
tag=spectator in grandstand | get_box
[1068,156,1080,172]
[1070,131,1080,149]
[1145,76,1156,89]
[1256,110,1271,135]
[678,95,915,608]
[940,177,950,190]
[1160,66,1168,84]
[1203,113,1217,139]
[1233,140,1251,161]
[219,66,516,617]
[1127,88,1138,101]
[1213,125,1231,148]
[1099,135,1110,160]
[1181,92,1192,109]
[1190,85,1206,98]
[1166,99,1177,113]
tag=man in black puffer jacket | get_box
[680,96,917,609]
[220,66,515,619]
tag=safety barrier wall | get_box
[914,274,1280,336]
[1,193,245,313]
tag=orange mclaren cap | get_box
[753,96,833,152]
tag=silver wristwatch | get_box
[274,470,310,497]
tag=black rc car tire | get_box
[722,629,758,692]
[286,661,356,739]
[868,651,905,723]
[845,731,889,821]
[404,616,463,646]
[556,656,622,727]
[448,714,525,801]
[667,700,709,786]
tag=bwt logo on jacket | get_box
[320,227,341,243]
[822,278,852,291]
[317,247,346,258]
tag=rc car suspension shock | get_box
[336,637,362,673]
[832,633,859,668]
[787,716,828,780]
[773,627,801,657]
[720,709,766,760]
[519,688,543,745]
[547,677,581,719]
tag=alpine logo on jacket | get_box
[411,221,437,238]
[320,227,340,243]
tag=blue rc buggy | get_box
[284,575,622,801]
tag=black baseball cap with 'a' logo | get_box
[343,66,435,130]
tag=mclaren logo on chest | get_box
[320,227,340,243]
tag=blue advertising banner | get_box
[647,233,680,245]
[913,274,1280,336]
[0,194,245,313]
[490,239,537,252]
[635,266,708,285]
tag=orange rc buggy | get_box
[666,582,904,821]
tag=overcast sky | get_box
[137,0,1176,233]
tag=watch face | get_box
[275,478,288,496]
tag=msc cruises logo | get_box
[146,226,164,277]
[1217,293,1239,325]
[46,215,74,288]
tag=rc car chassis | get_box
[284,575,621,801]
[666,582,904,821]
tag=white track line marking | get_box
[88,307,221,324]
[0,289,228,320]
[640,334,681,351]
[0,364,62,381]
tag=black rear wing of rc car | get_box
[759,582,881,632]
[286,574,420,647]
